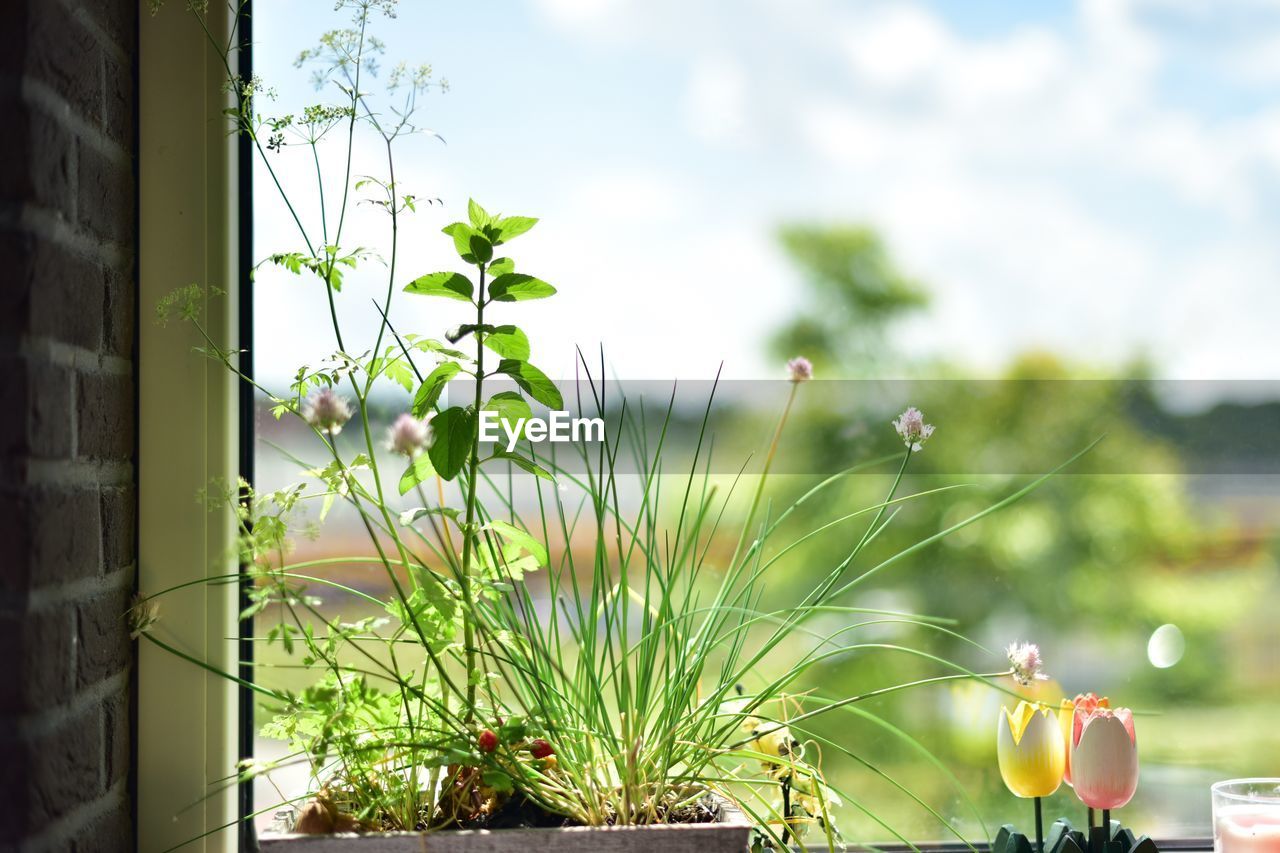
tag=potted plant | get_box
[140,1,1089,849]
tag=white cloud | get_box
[1225,33,1280,83]
[532,0,631,35]
[792,0,1280,375]
[564,171,696,224]
[529,0,1280,377]
[1079,0,1163,80]
[1154,238,1280,379]
[683,55,750,146]
[843,5,950,89]
[872,168,1158,372]
[509,212,795,381]
[255,0,1280,382]
[842,7,1065,112]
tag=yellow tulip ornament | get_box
[998,700,1065,852]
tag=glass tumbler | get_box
[1214,779,1280,853]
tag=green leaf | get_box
[481,391,532,441]
[481,770,514,795]
[411,362,461,416]
[267,251,306,276]
[404,271,473,302]
[488,450,554,481]
[448,325,529,360]
[494,216,538,244]
[484,391,532,420]
[266,250,360,292]
[428,406,477,481]
[442,222,476,256]
[397,454,436,496]
[488,257,515,277]
[489,273,556,302]
[383,583,460,653]
[495,359,563,409]
[399,505,460,526]
[497,715,528,742]
[469,233,494,264]
[442,223,492,265]
[484,519,548,566]
[369,356,415,393]
[467,199,491,229]
[481,325,530,360]
[409,337,470,360]
[387,360,415,393]
[446,324,480,344]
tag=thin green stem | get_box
[458,267,487,722]
[730,380,800,570]
[729,669,1013,750]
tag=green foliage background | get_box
[750,224,1280,839]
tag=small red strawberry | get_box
[529,738,554,759]
[478,729,499,753]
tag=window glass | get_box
[251,1,1280,842]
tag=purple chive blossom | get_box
[1006,641,1049,686]
[787,356,814,383]
[302,387,353,435]
[387,413,433,457]
[892,406,935,452]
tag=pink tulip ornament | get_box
[1059,692,1110,829]
[1071,706,1139,840]
[1059,693,1110,787]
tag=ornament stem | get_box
[1035,796,1045,853]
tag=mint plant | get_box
[401,199,561,720]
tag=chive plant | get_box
[142,1,1090,848]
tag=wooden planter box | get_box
[257,798,753,853]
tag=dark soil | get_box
[460,793,580,830]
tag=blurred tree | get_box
[769,225,928,374]
[756,222,1277,841]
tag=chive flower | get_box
[303,387,353,435]
[1006,641,1049,686]
[127,593,159,640]
[892,406,935,451]
[787,356,813,383]
[387,413,433,457]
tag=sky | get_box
[252,0,1280,388]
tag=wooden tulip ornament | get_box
[1070,707,1139,853]
[999,701,1066,853]
[1060,694,1111,830]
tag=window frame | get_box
[138,3,247,851]
[134,4,1219,849]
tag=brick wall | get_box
[0,1,138,850]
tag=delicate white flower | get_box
[303,388,353,434]
[127,593,159,640]
[1006,641,1049,686]
[787,356,813,383]
[386,413,433,456]
[892,406,935,451]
